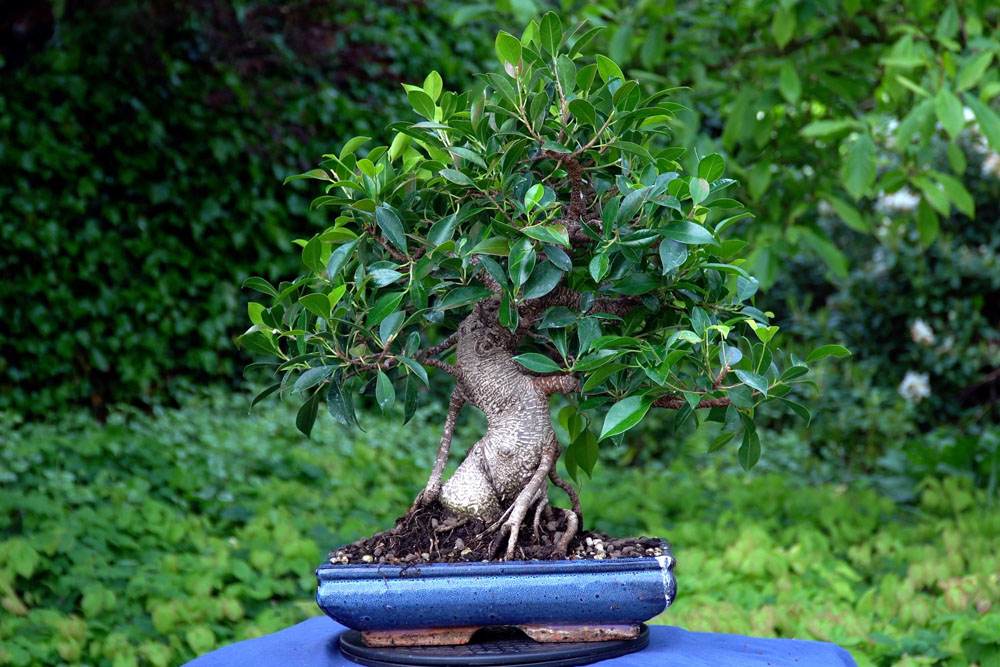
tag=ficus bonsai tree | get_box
[239,14,847,561]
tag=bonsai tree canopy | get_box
[240,13,846,560]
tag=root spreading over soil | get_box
[327,501,664,565]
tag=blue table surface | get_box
[184,616,858,667]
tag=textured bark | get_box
[414,302,580,558]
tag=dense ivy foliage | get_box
[1,397,997,666]
[0,1,492,417]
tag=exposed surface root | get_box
[327,500,664,565]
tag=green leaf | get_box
[396,356,429,386]
[556,55,576,95]
[379,310,405,343]
[512,353,562,373]
[599,395,651,440]
[326,382,356,427]
[375,204,408,254]
[249,382,281,413]
[957,51,994,92]
[407,89,436,119]
[375,370,395,413]
[917,199,940,245]
[428,214,459,246]
[302,236,324,273]
[734,369,768,396]
[801,119,860,138]
[300,293,331,320]
[248,302,266,325]
[296,390,321,438]
[471,236,510,256]
[842,134,876,200]
[523,224,570,247]
[509,238,537,288]
[796,227,848,278]
[661,221,716,245]
[805,345,851,363]
[779,398,811,423]
[523,261,564,299]
[933,172,975,217]
[448,146,487,169]
[340,136,372,159]
[243,277,278,298]
[771,5,796,50]
[440,169,475,186]
[698,154,726,182]
[659,239,687,273]
[689,177,710,205]
[568,98,597,127]
[573,429,599,478]
[423,70,443,101]
[935,86,965,138]
[403,375,419,424]
[366,292,405,327]
[708,430,737,453]
[823,195,870,233]
[327,239,360,279]
[912,176,950,216]
[596,54,624,82]
[963,93,1000,152]
[778,63,801,104]
[293,366,334,394]
[539,12,563,55]
[495,30,522,67]
[727,385,754,409]
[438,286,494,310]
[589,253,610,282]
[737,428,761,471]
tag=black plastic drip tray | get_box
[337,624,649,667]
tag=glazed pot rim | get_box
[316,539,674,580]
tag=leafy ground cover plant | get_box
[241,15,845,560]
[2,396,997,666]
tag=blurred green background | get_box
[1,1,997,666]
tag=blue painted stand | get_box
[183,616,859,667]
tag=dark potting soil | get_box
[327,500,664,565]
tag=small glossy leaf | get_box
[495,30,522,68]
[596,54,624,82]
[805,345,852,363]
[589,253,610,282]
[662,221,716,245]
[397,356,429,386]
[935,86,965,138]
[599,395,651,440]
[327,239,360,279]
[512,353,562,373]
[243,277,278,298]
[539,12,563,55]
[659,239,687,273]
[440,169,475,186]
[407,89,436,120]
[293,366,334,394]
[296,390,321,438]
[734,369,769,396]
[375,370,395,413]
[698,155,725,182]
[366,292,405,327]
[737,429,761,471]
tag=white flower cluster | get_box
[910,318,935,345]
[898,371,931,403]
[874,187,921,214]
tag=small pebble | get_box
[361,555,373,563]
[454,538,465,550]
[421,552,430,560]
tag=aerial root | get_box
[552,508,578,558]
[532,496,549,541]
[548,466,582,523]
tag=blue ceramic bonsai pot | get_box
[316,540,676,646]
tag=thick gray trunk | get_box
[438,308,555,518]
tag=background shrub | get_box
[0,0,492,417]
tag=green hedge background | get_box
[1,1,998,666]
